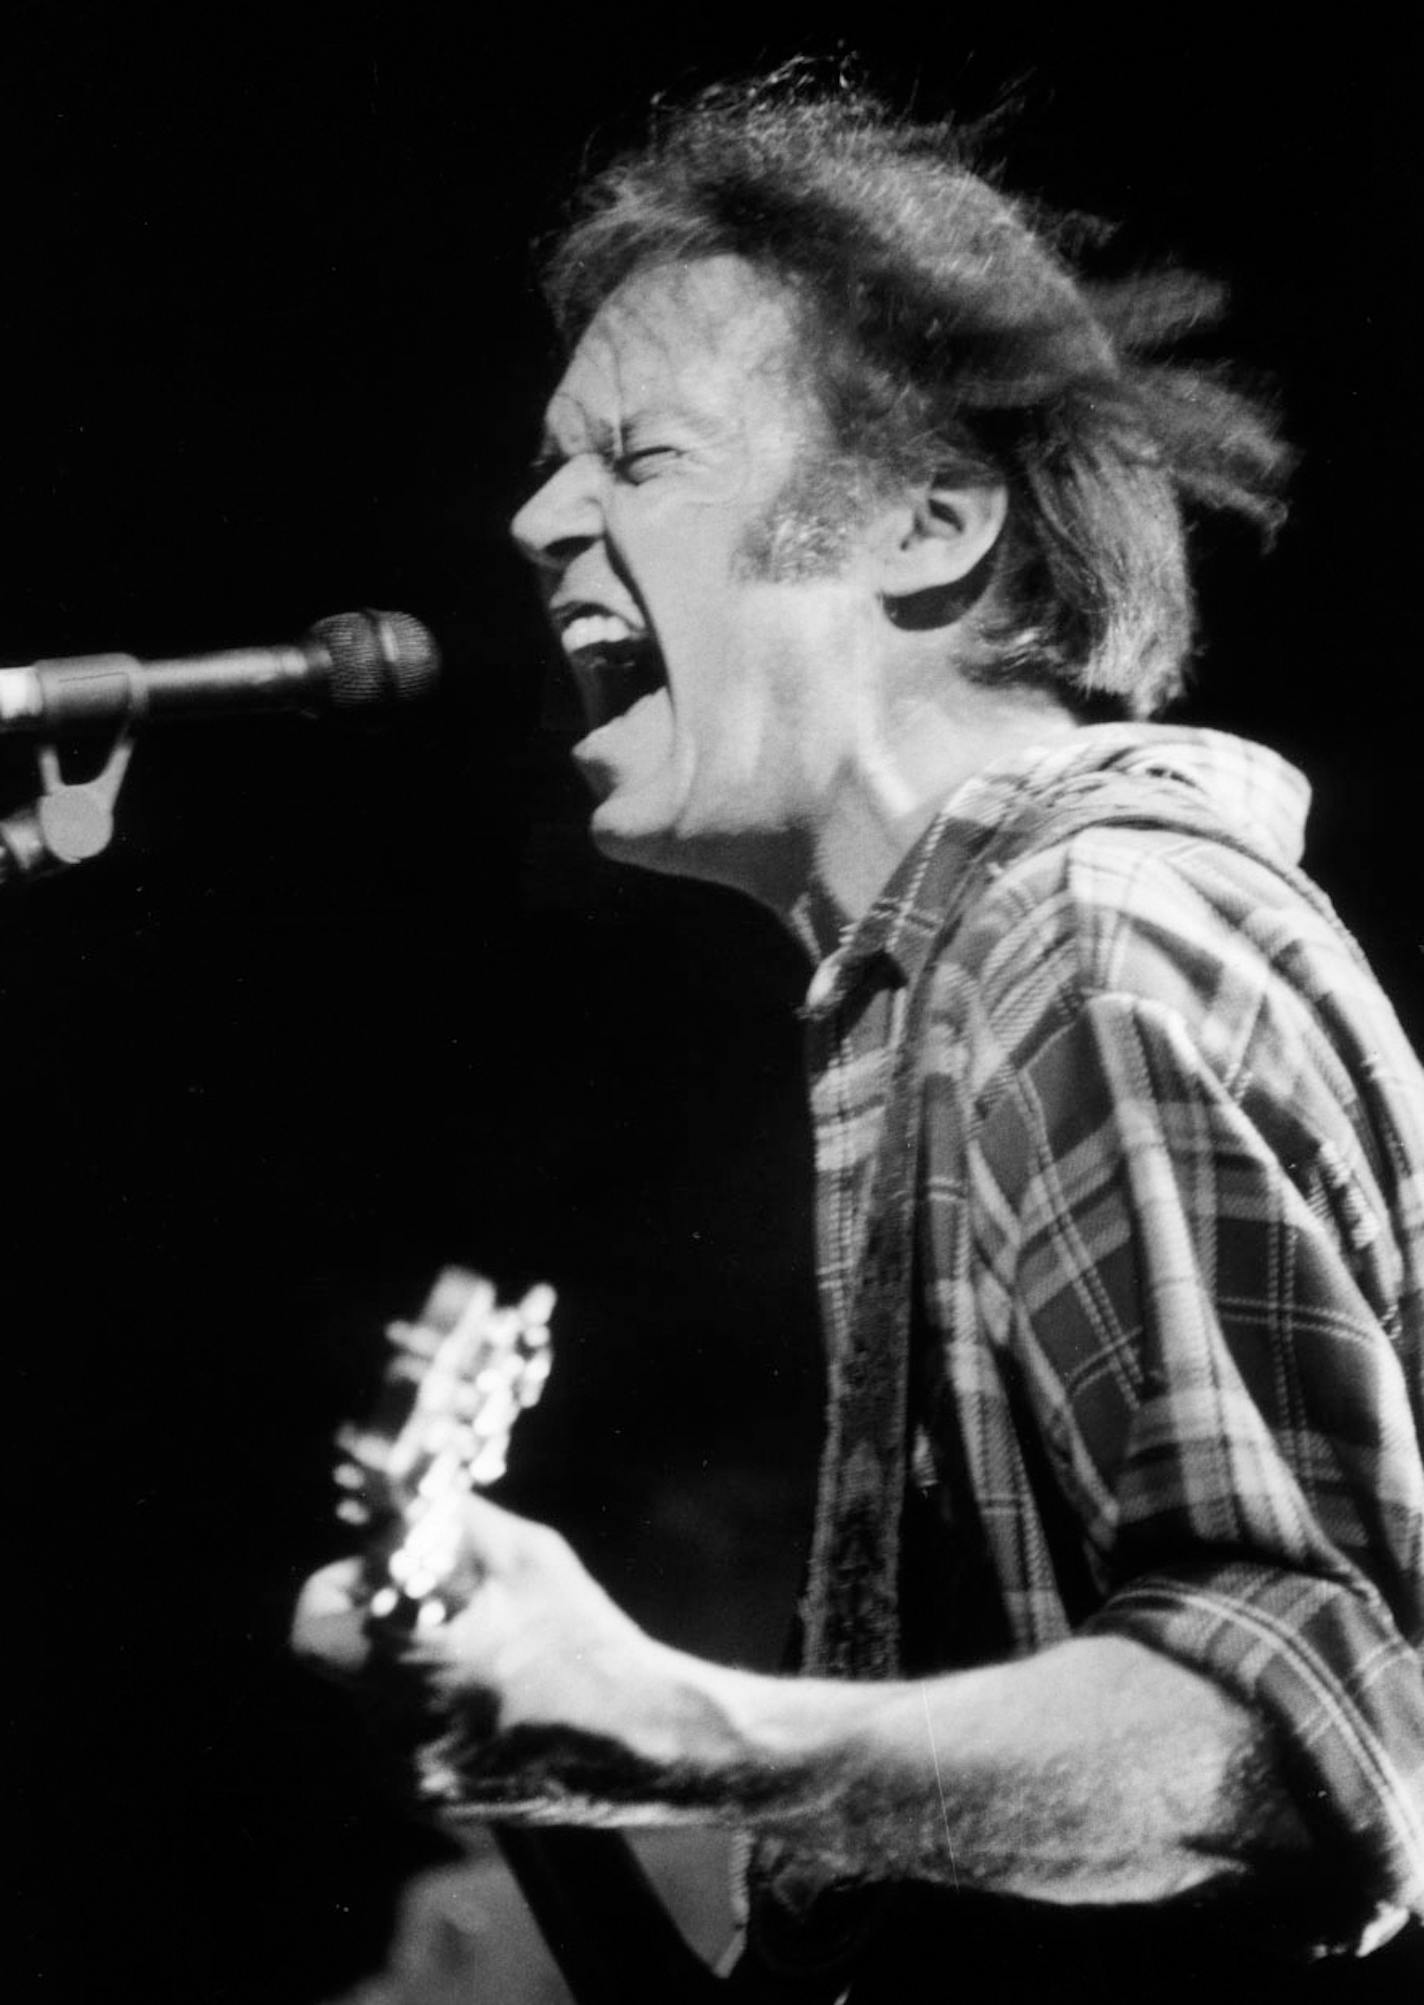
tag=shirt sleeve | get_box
[969,979,1424,1941]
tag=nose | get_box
[510,456,606,576]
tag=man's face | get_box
[511,256,897,895]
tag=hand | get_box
[292,1497,686,1794]
[395,1493,662,1745]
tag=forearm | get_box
[317,1499,1315,1907]
[695,1634,1310,1903]
[439,1630,1310,1907]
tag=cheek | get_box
[610,488,754,600]
[617,518,758,709]
[712,586,885,780]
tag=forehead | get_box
[544,256,810,440]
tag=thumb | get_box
[292,1557,373,1679]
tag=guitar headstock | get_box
[334,1266,554,1630]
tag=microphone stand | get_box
[0,734,135,888]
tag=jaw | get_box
[572,684,680,830]
[557,576,876,911]
[575,695,814,916]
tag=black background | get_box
[0,9,1417,2000]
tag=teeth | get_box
[559,613,643,656]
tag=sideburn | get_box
[734,454,880,584]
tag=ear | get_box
[875,478,1009,597]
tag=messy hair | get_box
[541,71,1290,717]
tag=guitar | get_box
[334,1266,555,1629]
[334,1267,731,2004]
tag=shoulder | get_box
[923,814,1419,1125]
[941,815,1344,1022]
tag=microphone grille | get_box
[308,609,442,709]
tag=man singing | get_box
[297,75,1424,1999]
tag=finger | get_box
[292,1605,375,1680]
[295,1555,366,1621]
[291,1557,372,1677]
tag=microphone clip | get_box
[0,731,136,888]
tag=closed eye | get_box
[523,442,681,496]
[613,445,680,482]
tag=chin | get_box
[589,825,695,886]
[582,751,693,853]
[591,813,773,906]
[583,755,785,893]
[585,793,678,870]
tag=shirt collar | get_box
[800,723,1311,1019]
[800,784,1004,1017]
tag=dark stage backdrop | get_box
[0,10,1415,2000]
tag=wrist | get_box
[617,1640,765,1774]
[627,1649,892,1819]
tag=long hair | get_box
[541,72,1290,717]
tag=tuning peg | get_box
[519,1282,556,1328]
[518,1350,553,1404]
[428,1269,495,1331]
[335,1426,390,1474]
[388,1316,442,1361]
[469,1443,509,1485]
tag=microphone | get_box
[0,609,440,734]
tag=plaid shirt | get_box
[802,723,1424,1945]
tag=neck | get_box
[786,684,1082,957]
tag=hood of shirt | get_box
[983,723,1312,871]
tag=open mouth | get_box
[555,607,667,730]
